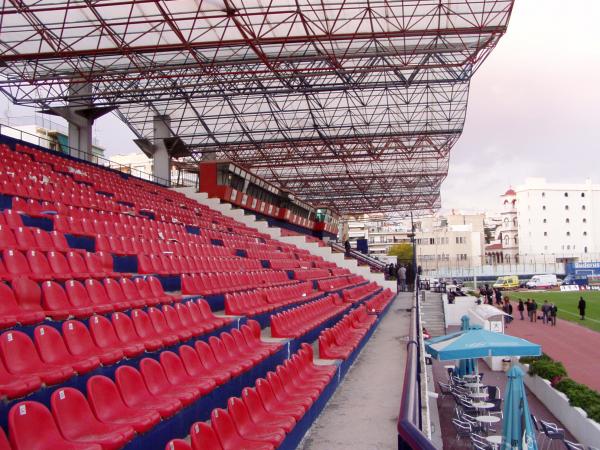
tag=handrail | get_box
[0,122,196,188]
[397,279,437,450]
[329,241,387,272]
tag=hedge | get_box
[521,354,600,423]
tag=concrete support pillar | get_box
[152,115,171,182]
[67,83,93,161]
[44,82,114,162]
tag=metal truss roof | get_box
[0,0,514,215]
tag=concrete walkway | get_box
[299,292,413,450]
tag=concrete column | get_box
[67,83,93,160]
[152,115,171,182]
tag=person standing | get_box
[541,300,550,324]
[397,264,407,292]
[485,284,493,305]
[525,299,533,322]
[344,240,351,256]
[550,303,558,326]
[578,296,586,320]
[532,300,538,323]
[495,288,502,305]
[518,299,525,320]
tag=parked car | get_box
[492,275,519,290]
[525,274,558,289]
[561,274,588,286]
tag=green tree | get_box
[388,243,413,265]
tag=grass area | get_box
[505,290,600,333]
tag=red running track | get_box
[505,316,600,391]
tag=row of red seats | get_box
[224,281,321,316]
[317,275,360,293]
[0,225,83,254]
[365,288,395,313]
[0,305,232,399]
[138,253,260,276]
[97,235,237,258]
[268,259,305,270]
[5,321,281,450]
[293,268,332,281]
[330,267,352,276]
[342,282,380,304]
[0,276,179,325]
[318,305,377,360]
[270,295,348,338]
[181,271,293,296]
[166,343,336,450]
[0,248,117,282]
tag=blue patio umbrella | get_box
[426,329,541,361]
[502,365,538,450]
[457,316,478,376]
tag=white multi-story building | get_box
[516,178,600,261]
[415,213,486,273]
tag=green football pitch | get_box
[505,290,600,333]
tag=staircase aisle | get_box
[420,292,446,337]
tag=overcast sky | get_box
[1,0,599,215]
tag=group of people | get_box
[514,299,558,326]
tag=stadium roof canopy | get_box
[0,0,514,216]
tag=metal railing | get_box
[330,241,387,273]
[0,122,196,188]
[397,280,437,450]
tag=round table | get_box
[486,435,503,449]
[476,415,501,433]
[472,401,494,410]
[469,392,488,400]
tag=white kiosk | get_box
[468,305,510,371]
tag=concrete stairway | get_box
[172,187,396,290]
[420,292,446,337]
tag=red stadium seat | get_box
[0,357,42,400]
[0,225,18,250]
[3,249,35,280]
[255,378,304,421]
[85,278,128,311]
[66,279,113,314]
[50,230,73,253]
[51,387,136,450]
[189,422,223,450]
[210,408,274,450]
[42,280,93,319]
[227,397,285,446]
[0,427,10,450]
[240,387,295,433]
[148,275,181,303]
[9,401,103,450]
[111,311,162,351]
[32,228,56,252]
[139,358,200,406]
[159,351,216,394]
[131,308,179,347]
[33,325,100,374]
[178,344,230,385]
[11,276,46,319]
[148,306,192,341]
[114,365,182,419]
[62,320,123,365]
[14,227,40,251]
[86,375,160,433]
[104,278,144,308]
[88,314,144,358]
[84,252,118,278]
[165,439,193,450]
[0,330,74,385]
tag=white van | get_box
[525,274,558,289]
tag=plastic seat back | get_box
[84,278,113,308]
[41,281,73,312]
[86,375,128,422]
[3,249,31,277]
[104,278,127,303]
[50,387,111,441]
[0,283,22,317]
[47,250,75,277]
[89,315,121,349]
[33,325,72,365]
[115,365,153,407]
[8,401,88,450]
[0,225,17,249]
[66,251,88,274]
[64,280,93,309]
[139,357,171,396]
[14,227,37,250]
[111,311,140,344]
[190,422,223,450]
[0,330,47,375]
[131,309,159,339]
